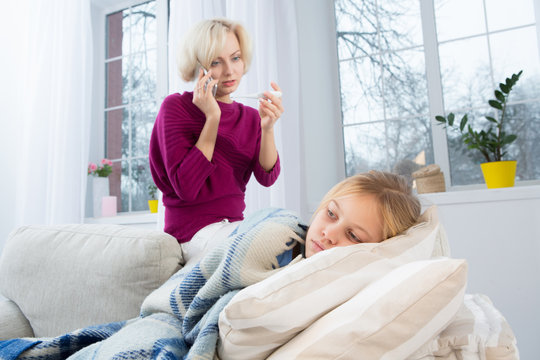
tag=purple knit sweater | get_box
[149,92,280,243]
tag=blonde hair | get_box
[177,18,253,82]
[314,171,421,240]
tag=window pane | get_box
[444,99,540,185]
[343,122,387,176]
[379,0,423,49]
[120,159,130,212]
[335,0,423,58]
[490,27,540,101]
[131,1,157,53]
[382,49,428,119]
[485,0,535,32]
[105,59,128,107]
[109,160,122,213]
[105,108,127,160]
[435,0,485,42]
[505,102,540,181]
[439,37,492,111]
[106,10,125,59]
[130,50,157,102]
[445,111,486,186]
[335,0,378,60]
[387,117,434,168]
[130,159,154,211]
[132,102,156,157]
[336,0,433,180]
[340,57,384,124]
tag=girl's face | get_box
[210,31,245,102]
[305,194,384,258]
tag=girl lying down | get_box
[0,171,422,360]
[278,169,421,263]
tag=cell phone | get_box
[200,65,218,97]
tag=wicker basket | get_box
[412,164,446,194]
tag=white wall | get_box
[295,0,345,221]
[421,186,540,358]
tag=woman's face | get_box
[210,31,245,102]
[305,194,384,258]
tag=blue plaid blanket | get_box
[0,208,306,360]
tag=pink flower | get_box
[89,163,97,171]
[101,158,113,166]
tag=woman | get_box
[149,18,284,257]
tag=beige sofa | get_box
[0,218,519,359]
[0,224,183,340]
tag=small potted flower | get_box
[148,183,159,213]
[87,158,113,178]
[435,70,522,189]
[87,158,114,217]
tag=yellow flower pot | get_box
[480,160,517,189]
[148,199,158,213]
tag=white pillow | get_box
[218,206,454,359]
[408,293,519,359]
[267,258,467,359]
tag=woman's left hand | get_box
[258,82,284,131]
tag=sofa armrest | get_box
[0,297,34,340]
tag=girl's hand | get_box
[192,68,220,119]
[259,82,284,131]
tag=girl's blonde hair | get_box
[177,18,253,82]
[314,170,421,240]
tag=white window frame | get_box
[87,0,168,221]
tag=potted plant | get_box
[88,158,114,217]
[148,183,159,213]
[435,70,522,189]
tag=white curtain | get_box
[0,0,93,250]
[162,0,302,225]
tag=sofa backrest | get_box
[0,224,184,337]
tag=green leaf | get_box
[459,114,468,132]
[489,100,503,110]
[494,90,505,102]
[448,113,455,126]
[500,83,509,94]
[505,134,517,144]
[435,115,446,123]
[485,116,498,123]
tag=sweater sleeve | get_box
[154,94,216,202]
[253,152,280,187]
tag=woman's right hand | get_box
[192,68,221,120]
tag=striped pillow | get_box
[408,293,519,359]
[217,206,456,360]
[266,258,467,359]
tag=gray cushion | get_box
[0,224,183,337]
[0,297,34,340]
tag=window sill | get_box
[419,184,540,206]
[84,211,158,226]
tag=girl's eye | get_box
[210,61,220,67]
[347,230,361,243]
[232,56,241,61]
[327,209,336,219]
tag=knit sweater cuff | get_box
[253,153,280,187]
